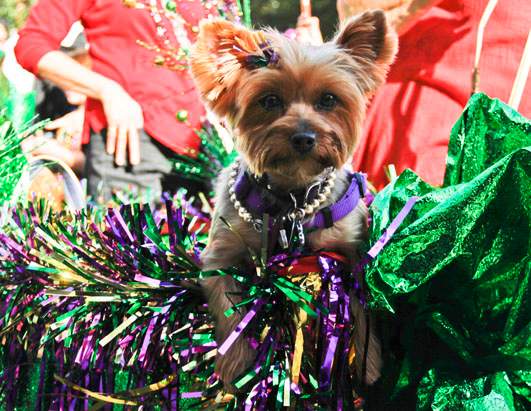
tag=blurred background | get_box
[0,0,338,38]
[0,0,32,29]
[1,0,529,199]
[252,0,338,39]
[0,0,340,207]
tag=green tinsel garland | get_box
[171,120,236,195]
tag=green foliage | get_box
[252,0,339,39]
[0,0,33,29]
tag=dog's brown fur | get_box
[191,10,397,391]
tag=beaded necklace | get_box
[123,0,241,72]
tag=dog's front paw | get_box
[215,335,256,393]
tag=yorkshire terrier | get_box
[190,10,398,391]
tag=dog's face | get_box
[191,11,397,188]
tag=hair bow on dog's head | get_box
[242,40,279,69]
[217,29,279,78]
[191,19,279,115]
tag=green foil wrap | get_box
[444,93,531,186]
[366,93,530,410]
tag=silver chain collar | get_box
[228,160,336,232]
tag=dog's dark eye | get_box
[316,93,338,111]
[259,94,283,111]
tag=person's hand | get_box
[99,81,143,166]
[21,133,85,171]
[44,107,84,148]
[296,15,323,45]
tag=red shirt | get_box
[15,0,211,156]
[352,0,530,189]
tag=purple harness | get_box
[233,167,367,231]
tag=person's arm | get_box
[296,0,324,45]
[37,52,141,166]
[15,0,141,166]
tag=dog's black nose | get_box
[290,132,316,154]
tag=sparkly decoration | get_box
[0,113,45,207]
[129,0,193,72]
[0,200,216,408]
[0,196,416,409]
[0,115,26,206]
[171,120,236,189]
[125,0,242,72]
[365,93,530,409]
[153,54,165,65]
[444,93,530,185]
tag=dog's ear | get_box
[191,19,269,117]
[334,10,398,94]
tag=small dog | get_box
[190,10,397,391]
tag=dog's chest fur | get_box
[201,164,368,271]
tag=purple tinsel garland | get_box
[0,196,417,408]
